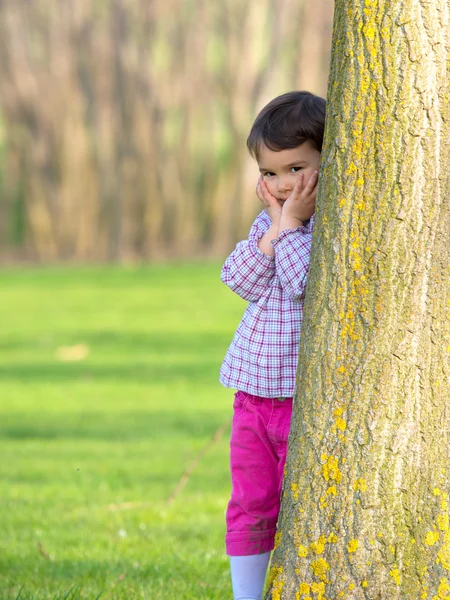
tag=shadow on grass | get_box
[0,360,222,384]
[0,330,233,355]
[0,410,230,441]
[0,330,234,388]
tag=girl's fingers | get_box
[260,178,278,204]
[258,179,269,199]
[257,183,272,206]
[305,170,319,190]
[290,171,318,201]
[260,177,270,195]
[290,174,304,199]
[256,178,265,202]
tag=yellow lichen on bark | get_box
[268,565,284,600]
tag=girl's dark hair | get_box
[247,91,326,159]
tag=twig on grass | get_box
[107,421,229,511]
[37,542,52,560]
[167,421,229,505]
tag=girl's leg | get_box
[226,393,293,599]
[229,552,271,600]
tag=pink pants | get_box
[226,391,293,556]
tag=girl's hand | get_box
[256,176,282,225]
[280,170,318,229]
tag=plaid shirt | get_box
[220,210,314,398]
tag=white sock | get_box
[229,552,271,600]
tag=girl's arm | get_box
[272,217,314,302]
[221,212,275,302]
[271,170,317,301]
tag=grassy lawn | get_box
[0,264,244,599]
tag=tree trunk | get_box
[266,1,450,598]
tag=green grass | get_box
[0,264,245,599]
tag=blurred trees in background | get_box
[0,0,333,262]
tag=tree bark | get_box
[266,1,450,598]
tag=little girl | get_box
[220,91,326,600]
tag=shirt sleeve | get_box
[221,212,275,302]
[271,216,314,302]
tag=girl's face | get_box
[257,142,321,205]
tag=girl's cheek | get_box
[266,181,277,196]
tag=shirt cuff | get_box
[253,236,276,261]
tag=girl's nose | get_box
[278,178,291,193]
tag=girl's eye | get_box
[291,166,302,173]
[264,172,275,178]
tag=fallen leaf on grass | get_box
[56,344,90,362]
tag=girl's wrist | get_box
[268,223,279,238]
[258,225,279,256]
[279,215,304,232]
